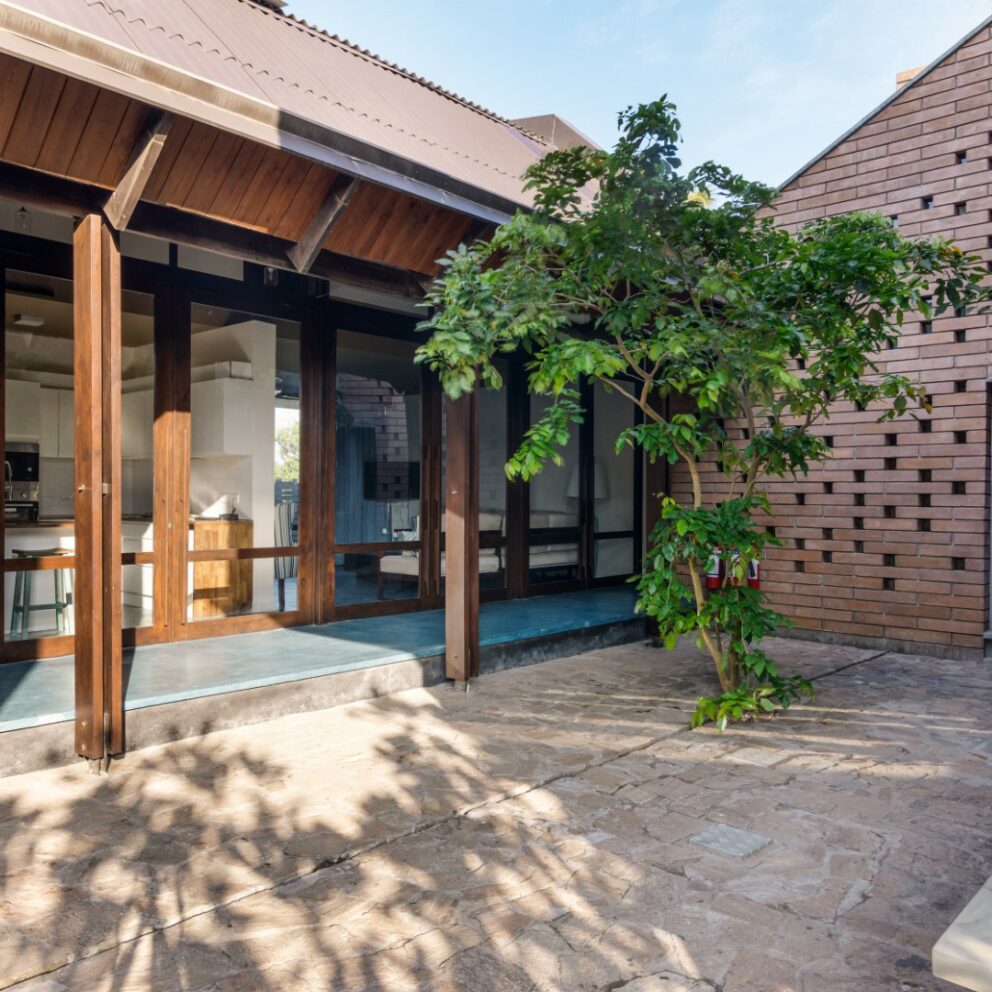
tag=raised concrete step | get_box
[934,876,992,991]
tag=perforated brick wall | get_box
[670,23,992,657]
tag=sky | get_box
[283,0,992,187]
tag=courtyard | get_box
[0,637,988,991]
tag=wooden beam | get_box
[73,214,123,761]
[103,111,173,231]
[287,174,357,274]
[444,384,480,684]
[0,162,426,300]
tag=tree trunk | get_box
[718,649,742,693]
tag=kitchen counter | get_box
[4,516,154,530]
[5,519,75,530]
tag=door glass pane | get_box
[594,537,635,579]
[336,550,420,606]
[122,562,154,629]
[335,331,421,606]
[5,562,75,641]
[479,382,507,591]
[440,374,508,594]
[121,289,155,627]
[336,331,421,545]
[4,271,75,642]
[593,382,635,534]
[188,303,301,619]
[528,393,580,584]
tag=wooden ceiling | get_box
[0,54,474,275]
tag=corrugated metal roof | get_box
[0,0,556,216]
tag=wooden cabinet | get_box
[5,379,40,442]
[191,518,253,619]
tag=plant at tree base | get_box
[416,98,988,728]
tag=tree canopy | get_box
[417,97,989,727]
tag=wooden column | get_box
[444,385,480,683]
[73,214,123,760]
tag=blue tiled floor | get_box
[0,587,639,733]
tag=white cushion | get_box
[529,546,579,567]
[529,510,579,528]
[380,551,503,577]
[440,510,504,533]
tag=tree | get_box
[416,98,988,728]
[274,420,300,483]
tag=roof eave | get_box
[777,13,992,193]
[0,1,524,226]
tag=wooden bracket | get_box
[103,111,173,231]
[287,174,358,274]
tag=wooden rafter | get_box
[287,174,358,274]
[103,111,173,231]
[0,161,426,299]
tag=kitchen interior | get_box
[4,266,301,642]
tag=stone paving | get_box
[0,636,989,991]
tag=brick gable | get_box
[671,23,992,657]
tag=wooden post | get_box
[444,385,480,684]
[73,214,123,761]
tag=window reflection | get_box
[335,331,421,604]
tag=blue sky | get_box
[285,0,991,186]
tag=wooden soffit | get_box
[0,54,477,276]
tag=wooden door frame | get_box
[73,214,123,759]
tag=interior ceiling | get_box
[0,54,475,276]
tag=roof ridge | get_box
[236,0,552,146]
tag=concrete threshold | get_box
[0,619,646,777]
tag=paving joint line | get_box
[809,649,890,682]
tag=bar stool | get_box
[9,548,74,639]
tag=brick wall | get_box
[671,23,992,658]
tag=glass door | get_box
[333,329,429,614]
[120,287,157,636]
[591,381,642,584]
[2,268,76,659]
[181,297,311,636]
[526,392,583,593]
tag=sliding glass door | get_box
[333,329,431,614]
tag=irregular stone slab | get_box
[690,824,772,859]
[727,746,786,767]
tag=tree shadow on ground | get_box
[0,641,990,991]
